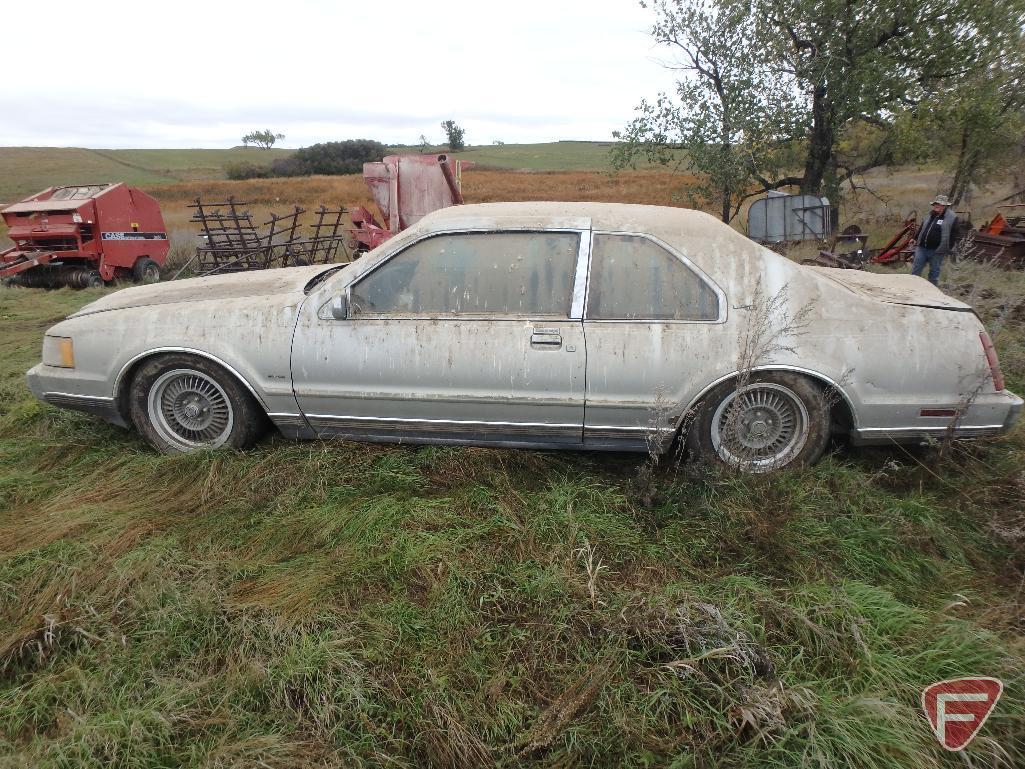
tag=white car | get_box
[26,202,1021,472]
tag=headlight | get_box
[42,336,75,368]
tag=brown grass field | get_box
[134,165,1017,276]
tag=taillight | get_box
[980,331,1005,391]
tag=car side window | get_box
[350,231,580,317]
[586,234,719,321]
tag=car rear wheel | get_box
[687,372,830,473]
[132,257,161,284]
[128,354,266,453]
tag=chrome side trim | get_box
[306,414,578,429]
[305,414,581,438]
[681,365,859,429]
[45,392,115,404]
[292,391,581,407]
[570,228,592,320]
[855,424,1005,435]
[113,347,268,408]
[42,391,126,427]
[850,423,1006,446]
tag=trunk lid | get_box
[808,267,972,311]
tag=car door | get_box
[581,232,728,449]
[291,227,589,446]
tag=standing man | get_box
[912,194,960,286]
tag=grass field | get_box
[2,149,1025,766]
[0,142,635,205]
[1,259,1024,767]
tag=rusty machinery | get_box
[1,184,169,288]
[183,199,350,277]
[184,153,471,276]
[348,153,471,255]
[968,205,1025,268]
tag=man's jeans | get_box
[911,246,944,285]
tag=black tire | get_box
[132,257,161,284]
[128,354,267,453]
[686,372,830,473]
[84,270,105,288]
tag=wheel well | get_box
[680,368,856,436]
[114,350,267,424]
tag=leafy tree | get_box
[620,0,1021,214]
[613,0,802,222]
[928,33,1025,203]
[242,129,286,149]
[441,120,466,151]
[277,140,386,176]
[754,0,1011,200]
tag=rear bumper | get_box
[850,390,1022,445]
[26,363,128,427]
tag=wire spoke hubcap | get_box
[711,383,809,472]
[148,369,234,451]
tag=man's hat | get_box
[931,194,952,206]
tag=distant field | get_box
[392,141,647,171]
[0,142,644,205]
[0,147,294,203]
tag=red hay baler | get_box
[1,183,169,288]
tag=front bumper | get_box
[26,363,128,427]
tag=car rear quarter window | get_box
[586,234,719,321]
[350,231,580,317]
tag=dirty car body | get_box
[26,203,1022,470]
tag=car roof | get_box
[417,201,783,279]
[424,201,713,230]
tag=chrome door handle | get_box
[530,334,562,345]
[530,327,562,347]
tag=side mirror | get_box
[330,294,347,320]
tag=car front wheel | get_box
[128,354,266,453]
[687,372,830,473]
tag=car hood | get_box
[70,265,338,317]
[808,268,972,311]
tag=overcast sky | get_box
[0,0,679,149]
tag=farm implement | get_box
[1,184,169,288]
[185,200,350,277]
[869,216,918,265]
[348,153,471,255]
[968,205,1025,268]
[185,153,472,276]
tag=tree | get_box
[273,140,386,176]
[761,0,1012,200]
[441,120,466,151]
[928,32,1025,203]
[620,0,1020,214]
[417,134,431,154]
[242,130,285,149]
[612,0,803,222]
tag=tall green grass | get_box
[1,266,1023,767]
